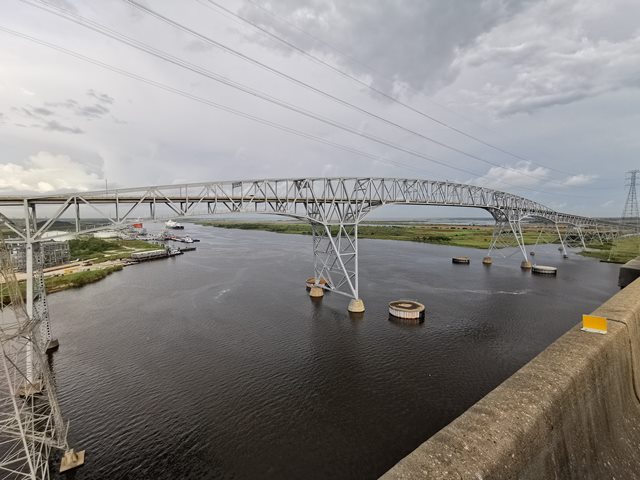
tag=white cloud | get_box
[560,173,597,187]
[19,87,35,96]
[472,162,549,189]
[0,151,103,193]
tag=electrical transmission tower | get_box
[0,230,83,479]
[621,169,640,228]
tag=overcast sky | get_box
[1,0,639,218]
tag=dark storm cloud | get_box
[240,0,534,94]
[86,89,115,104]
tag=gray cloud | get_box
[36,95,112,121]
[240,0,534,94]
[45,99,79,109]
[76,103,110,119]
[86,89,115,104]
[34,120,84,135]
[184,40,213,53]
[47,0,77,14]
[454,0,640,116]
[32,106,55,116]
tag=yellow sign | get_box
[581,314,607,334]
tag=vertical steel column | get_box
[507,216,529,262]
[555,223,568,257]
[310,220,359,300]
[24,201,34,383]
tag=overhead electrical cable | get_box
[241,0,595,179]
[15,0,489,180]
[18,0,587,197]
[201,0,580,178]
[119,0,584,188]
[0,25,479,181]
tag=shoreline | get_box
[196,220,637,263]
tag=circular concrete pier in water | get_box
[388,300,425,322]
[452,256,470,264]
[532,265,558,276]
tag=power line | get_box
[202,0,579,178]
[16,0,485,179]
[14,0,599,198]
[18,0,589,198]
[241,0,582,177]
[121,0,585,189]
[0,25,479,182]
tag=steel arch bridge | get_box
[0,177,633,479]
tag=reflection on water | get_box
[47,225,618,479]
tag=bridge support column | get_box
[562,224,587,251]
[310,220,363,311]
[555,223,569,257]
[487,211,529,265]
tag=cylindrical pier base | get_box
[482,256,493,265]
[60,448,85,473]
[520,260,533,270]
[452,256,470,264]
[388,300,425,322]
[309,286,324,298]
[532,265,558,276]
[348,298,365,313]
[306,277,327,289]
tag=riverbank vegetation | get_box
[44,265,124,293]
[199,221,640,263]
[579,236,640,263]
[197,221,544,249]
[70,237,159,262]
[1,266,124,305]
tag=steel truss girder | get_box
[0,178,630,241]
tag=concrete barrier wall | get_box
[381,278,640,480]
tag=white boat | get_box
[165,219,184,230]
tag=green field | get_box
[198,221,640,264]
[580,236,640,263]
[69,237,160,262]
[197,221,544,249]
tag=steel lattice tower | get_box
[622,170,640,228]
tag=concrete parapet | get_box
[619,256,640,288]
[381,278,640,480]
